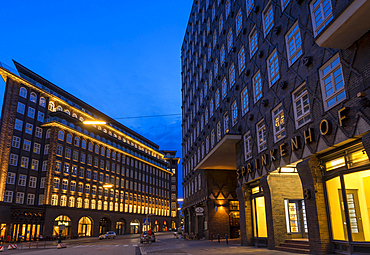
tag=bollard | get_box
[210,233,213,242]
[36,241,38,249]
[217,234,220,244]
[225,234,228,245]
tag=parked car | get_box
[99,231,116,240]
[140,231,155,243]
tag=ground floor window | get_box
[252,196,267,238]
[116,219,125,235]
[13,224,41,241]
[130,219,140,234]
[78,217,92,237]
[53,215,71,238]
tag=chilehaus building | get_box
[181,0,370,254]
[0,61,179,240]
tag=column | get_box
[236,185,253,246]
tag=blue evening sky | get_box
[0,0,193,198]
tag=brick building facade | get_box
[0,61,177,240]
[181,0,370,253]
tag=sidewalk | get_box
[139,237,309,255]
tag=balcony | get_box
[315,0,370,49]
[194,134,241,171]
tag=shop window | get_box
[229,201,240,211]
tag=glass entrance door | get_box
[252,196,268,238]
[284,200,308,238]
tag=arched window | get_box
[79,117,84,122]
[112,151,116,159]
[48,102,55,112]
[30,92,37,103]
[101,147,105,156]
[66,134,72,143]
[56,105,63,111]
[60,195,67,206]
[109,201,114,211]
[96,135,101,141]
[68,197,75,207]
[72,113,77,118]
[106,149,110,158]
[64,110,70,115]
[97,200,102,210]
[88,142,93,151]
[58,131,64,140]
[95,145,99,154]
[46,129,51,139]
[39,97,46,107]
[74,137,80,146]
[102,138,106,143]
[90,132,95,138]
[84,199,89,209]
[84,129,88,135]
[19,87,27,98]
[82,140,86,149]
[77,197,83,208]
[103,201,108,211]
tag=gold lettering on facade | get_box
[338,107,349,127]
[270,149,276,161]
[291,136,299,151]
[242,166,246,176]
[261,154,267,166]
[320,119,332,135]
[280,143,287,157]
[255,159,259,170]
[247,163,252,173]
[304,128,313,144]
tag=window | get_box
[292,83,311,129]
[40,177,45,188]
[51,195,58,206]
[244,132,252,161]
[16,192,24,204]
[210,99,214,117]
[19,87,27,98]
[212,3,216,20]
[23,140,31,151]
[12,136,21,148]
[73,151,78,161]
[224,113,229,133]
[88,142,93,151]
[80,153,85,163]
[25,123,33,135]
[7,172,16,184]
[213,31,217,49]
[33,143,41,154]
[17,102,25,114]
[227,29,233,52]
[241,86,249,115]
[257,120,267,152]
[39,97,46,107]
[211,129,215,147]
[58,131,64,140]
[72,165,77,175]
[65,148,71,158]
[30,92,37,103]
[42,161,47,171]
[9,154,18,166]
[4,191,13,203]
[238,47,245,73]
[285,21,302,66]
[35,127,42,138]
[18,174,27,186]
[219,14,224,34]
[79,168,84,178]
[253,70,263,103]
[246,0,254,15]
[81,140,86,149]
[37,112,44,122]
[249,27,258,57]
[14,119,23,131]
[262,3,274,36]
[46,129,51,138]
[78,183,83,193]
[272,104,286,142]
[222,77,227,99]
[70,182,76,191]
[232,100,238,126]
[31,159,39,171]
[21,157,29,168]
[28,107,35,118]
[214,59,219,76]
[221,45,225,65]
[95,145,99,154]
[66,134,72,143]
[267,49,280,86]
[281,0,291,10]
[229,64,235,87]
[29,176,37,188]
[64,164,70,174]
[310,0,333,36]
[319,54,346,111]
[217,121,221,141]
[55,162,61,172]
[215,90,220,109]
[56,145,63,156]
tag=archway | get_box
[99,217,111,234]
[153,220,159,232]
[162,221,168,232]
[116,219,126,235]
[130,219,140,234]
[53,215,71,238]
[78,216,93,237]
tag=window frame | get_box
[285,21,303,66]
[257,119,267,153]
[292,82,311,129]
[272,103,286,143]
[266,49,280,86]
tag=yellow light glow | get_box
[103,184,113,188]
[325,157,346,171]
[83,121,107,125]
[177,198,183,202]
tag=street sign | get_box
[195,207,204,213]
[143,218,151,225]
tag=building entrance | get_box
[284,200,308,238]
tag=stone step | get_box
[276,246,311,254]
[285,239,310,245]
[280,243,310,249]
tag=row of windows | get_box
[17,103,45,121]
[19,87,46,107]
[184,174,201,198]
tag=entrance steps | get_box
[276,239,310,254]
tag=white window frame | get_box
[236,10,243,35]
[272,103,286,143]
[257,119,267,153]
[285,21,303,66]
[267,49,280,86]
[292,82,311,129]
[249,26,258,57]
[238,47,245,74]
[227,29,233,52]
[319,54,346,111]
[244,131,252,161]
[241,86,249,115]
[310,0,333,37]
[224,113,229,134]
[232,100,238,126]
[229,63,236,87]
[262,2,274,36]
[253,70,263,103]
[246,0,254,16]
[281,0,291,10]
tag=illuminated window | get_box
[30,92,37,103]
[17,102,25,114]
[272,104,285,142]
[241,86,249,115]
[257,119,267,152]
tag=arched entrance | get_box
[99,217,111,234]
[130,219,140,234]
[78,217,93,237]
[53,215,71,238]
[162,221,168,232]
[116,219,126,235]
[153,220,159,232]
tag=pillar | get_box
[236,185,253,246]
